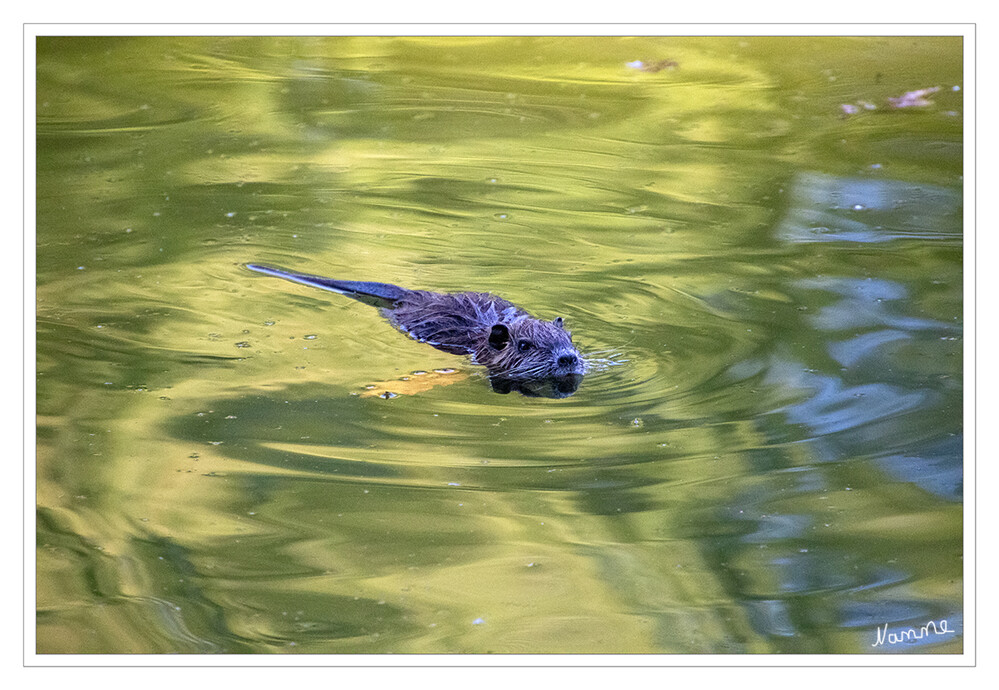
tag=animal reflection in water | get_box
[247,264,591,398]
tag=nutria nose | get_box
[557,354,578,368]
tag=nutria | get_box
[246,264,587,397]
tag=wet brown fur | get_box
[385,290,584,381]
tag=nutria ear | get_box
[553,317,564,328]
[488,324,510,350]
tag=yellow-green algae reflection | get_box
[36,36,963,654]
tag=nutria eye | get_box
[517,340,533,353]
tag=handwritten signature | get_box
[872,619,954,647]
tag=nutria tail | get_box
[246,264,412,308]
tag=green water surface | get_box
[35,35,964,655]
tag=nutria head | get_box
[473,315,586,396]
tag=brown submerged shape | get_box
[247,264,587,398]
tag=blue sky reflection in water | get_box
[34,35,964,655]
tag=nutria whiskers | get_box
[247,264,587,397]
